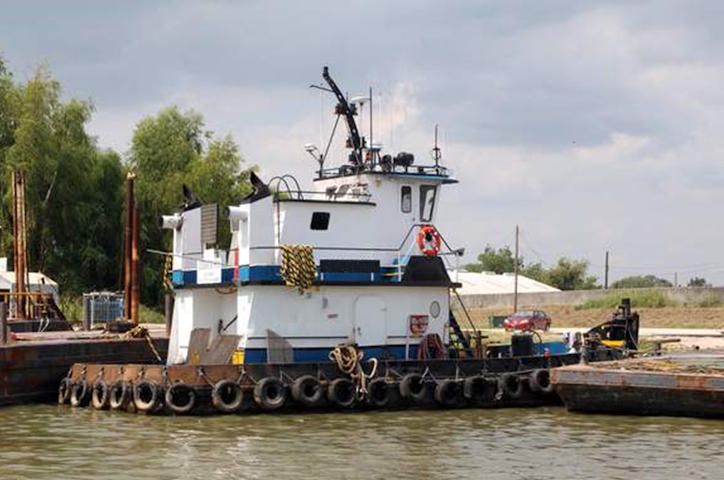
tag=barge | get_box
[60,67,630,415]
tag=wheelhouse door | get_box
[354,296,387,347]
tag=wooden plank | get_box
[187,328,210,365]
[199,334,241,365]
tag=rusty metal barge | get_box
[552,354,724,419]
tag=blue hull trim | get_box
[244,345,420,364]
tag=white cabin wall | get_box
[249,197,275,265]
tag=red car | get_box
[503,310,551,332]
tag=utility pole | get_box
[513,225,519,314]
[604,251,609,289]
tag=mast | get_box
[322,66,363,165]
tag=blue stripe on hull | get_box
[244,345,420,364]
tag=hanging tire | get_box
[327,378,356,408]
[57,378,72,405]
[212,380,245,413]
[91,380,110,410]
[254,377,287,411]
[528,369,554,394]
[70,380,90,407]
[498,373,524,400]
[463,376,497,405]
[109,381,130,410]
[291,375,323,408]
[434,379,461,407]
[164,383,197,415]
[134,380,161,413]
[367,378,390,408]
[399,373,427,403]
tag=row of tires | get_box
[58,369,554,415]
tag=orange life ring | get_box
[416,225,441,257]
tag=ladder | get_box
[448,310,473,357]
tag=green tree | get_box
[0,59,124,293]
[129,107,253,305]
[521,262,548,284]
[610,275,672,289]
[466,245,522,274]
[544,257,599,290]
[687,277,708,287]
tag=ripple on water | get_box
[0,405,722,480]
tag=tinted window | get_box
[310,212,330,230]
[419,185,437,221]
[401,186,412,213]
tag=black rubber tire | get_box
[253,377,287,411]
[165,383,197,415]
[291,375,323,408]
[434,379,461,407]
[211,380,245,413]
[528,369,554,394]
[109,381,130,410]
[399,373,427,403]
[327,378,356,408]
[463,376,497,404]
[366,378,390,408]
[57,378,72,405]
[133,380,161,413]
[91,380,110,410]
[70,380,90,407]
[499,373,524,400]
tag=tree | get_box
[687,277,709,287]
[545,257,599,290]
[465,245,521,274]
[129,106,253,305]
[611,275,672,289]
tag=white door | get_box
[354,296,387,346]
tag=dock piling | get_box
[1,301,7,344]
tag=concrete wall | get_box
[457,287,724,309]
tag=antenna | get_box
[369,86,373,167]
[432,124,442,167]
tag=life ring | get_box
[528,369,554,395]
[212,380,245,413]
[498,373,524,400]
[133,380,161,413]
[366,378,391,408]
[463,376,497,405]
[70,380,90,407]
[291,375,323,408]
[326,378,356,408]
[109,381,130,410]
[416,224,442,257]
[91,380,110,410]
[57,378,72,405]
[434,379,461,407]
[165,382,197,415]
[253,377,287,411]
[399,373,427,403]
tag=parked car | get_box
[503,310,551,331]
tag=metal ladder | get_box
[448,310,473,357]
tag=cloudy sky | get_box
[3,0,724,284]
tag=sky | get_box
[2,0,724,285]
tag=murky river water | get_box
[0,405,722,480]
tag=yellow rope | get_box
[329,345,378,399]
[280,244,317,293]
[162,254,173,291]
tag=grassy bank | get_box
[460,304,724,330]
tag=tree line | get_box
[0,57,252,305]
[465,245,708,290]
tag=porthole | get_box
[429,300,441,318]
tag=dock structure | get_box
[552,354,724,418]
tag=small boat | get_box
[60,67,628,415]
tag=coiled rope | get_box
[280,244,317,293]
[329,345,378,399]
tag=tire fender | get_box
[91,380,110,410]
[327,378,356,408]
[291,375,323,407]
[212,380,245,413]
[253,377,287,411]
[399,373,427,403]
[133,380,162,413]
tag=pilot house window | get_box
[420,185,437,222]
[400,186,412,213]
[310,212,330,230]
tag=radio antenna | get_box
[432,124,441,167]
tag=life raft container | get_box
[416,225,442,257]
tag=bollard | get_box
[164,293,174,337]
[1,301,7,345]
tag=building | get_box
[450,270,560,296]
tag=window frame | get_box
[310,211,331,231]
[419,185,437,222]
[400,185,412,213]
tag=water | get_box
[0,405,722,480]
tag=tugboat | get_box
[60,67,626,414]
